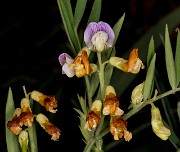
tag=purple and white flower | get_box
[84,21,115,52]
[58,53,75,78]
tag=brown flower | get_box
[31,91,58,113]
[69,50,92,77]
[109,48,144,74]
[84,100,102,131]
[110,116,132,141]
[84,111,101,131]
[36,113,61,141]
[103,86,124,116]
[19,98,34,127]
[7,108,22,135]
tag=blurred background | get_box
[1,0,180,151]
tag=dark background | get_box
[1,0,180,151]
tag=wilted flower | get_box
[7,98,34,135]
[110,116,132,141]
[151,104,171,140]
[109,48,145,74]
[36,113,61,141]
[84,100,102,131]
[69,50,92,78]
[31,90,58,113]
[58,53,75,78]
[19,98,34,127]
[84,21,115,52]
[7,108,22,135]
[103,85,124,116]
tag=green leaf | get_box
[77,94,87,114]
[74,108,86,118]
[165,24,176,90]
[28,122,38,152]
[163,120,180,148]
[74,0,87,29]
[175,29,180,87]
[87,0,102,23]
[57,0,81,55]
[143,53,156,100]
[64,0,74,26]
[113,13,125,45]
[147,36,155,67]
[5,87,20,152]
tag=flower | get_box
[84,21,115,52]
[69,50,92,77]
[58,53,75,78]
[109,48,145,74]
[31,90,58,113]
[110,116,132,141]
[151,104,171,140]
[7,98,34,135]
[84,100,102,131]
[103,85,124,116]
[7,108,23,135]
[36,113,61,141]
[19,98,34,127]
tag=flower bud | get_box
[91,100,102,112]
[18,130,28,148]
[151,104,171,140]
[131,82,144,106]
[105,85,116,98]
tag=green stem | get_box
[85,75,92,108]
[97,52,105,99]
[83,52,106,152]
[83,138,96,152]
[123,87,180,120]
[21,140,28,152]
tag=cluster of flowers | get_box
[58,21,145,141]
[7,90,61,143]
[58,20,171,142]
[84,85,132,141]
